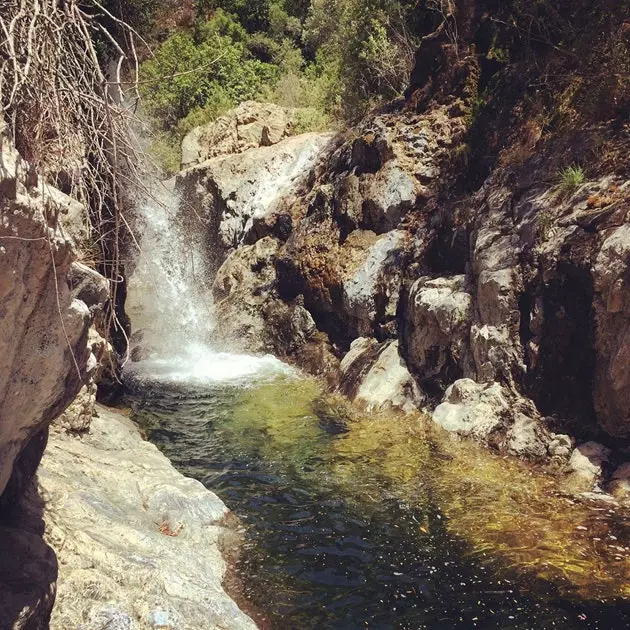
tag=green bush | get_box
[557,165,585,192]
[140,10,277,129]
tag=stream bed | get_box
[127,373,630,630]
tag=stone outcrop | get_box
[181,94,630,479]
[181,101,298,169]
[0,134,110,628]
[176,128,333,271]
[0,138,107,505]
[39,406,257,630]
[339,338,424,413]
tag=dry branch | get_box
[0,0,147,359]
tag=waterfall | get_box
[123,180,292,387]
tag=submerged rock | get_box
[41,406,257,630]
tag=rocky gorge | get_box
[1,1,630,628]
[173,96,630,501]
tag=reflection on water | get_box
[129,376,630,629]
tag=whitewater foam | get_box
[124,181,294,387]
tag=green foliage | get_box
[203,0,271,32]
[140,0,422,171]
[140,10,277,129]
[557,164,585,192]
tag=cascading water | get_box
[123,180,292,387]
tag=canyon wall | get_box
[176,13,630,496]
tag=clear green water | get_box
[128,375,630,630]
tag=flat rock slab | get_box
[40,406,257,630]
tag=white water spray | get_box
[124,181,292,386]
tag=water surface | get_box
[128,375,630,630]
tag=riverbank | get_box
[39,405,256,630]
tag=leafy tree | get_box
[140,10,277,128]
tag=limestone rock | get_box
[339,339,424,413]
[342,230,407,337]
[567,441,612,484]
[360,162,418,233]
[177,131,333,267]
[593,224,630,438]
[433,379,550,458]
[181,101,297,168]
[41,406,257,630]
[212,237,315,355]
[0,140,106,503]
[0,480,57,630]
[606,462,630,502]
[404,276,473,389]
[433,379,509,440]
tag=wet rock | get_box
[433,379,510,440]
[605,462,630,502]
[177,131,333,268]
[41,406,257,630]
[213,237,315,355]
[567,441,612,485]
[404,276,473,392]
[339,339,424,413]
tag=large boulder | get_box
[176,131,333,269]
[433,379,556,459]
[0,135,109,628]
[181,101,297,169]
[339,338,424,413]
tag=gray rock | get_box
[404,276,473,385]
[0,139,107,503]
[181,101,297,169]
[177,131,333,266]
[567,441,612,483]
[41,406,257,630]
[605,462,630,502]
[361,162,418,232]
[339,339,424,413]
[342,230,407,336]
[593,224,630,438]
[433,379,509,440]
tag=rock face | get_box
[176,129,333,271]
[39,406,257,630]
[180,93,630,472]
[0,135,110,628]
[181,101,297,169]
[0,139,106,504]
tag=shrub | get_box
[140,11,277,129]
[557,165,585,192]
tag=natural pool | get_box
[128,375,630,629]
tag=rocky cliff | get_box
[177,7,630,499]
[0,130,110,626]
